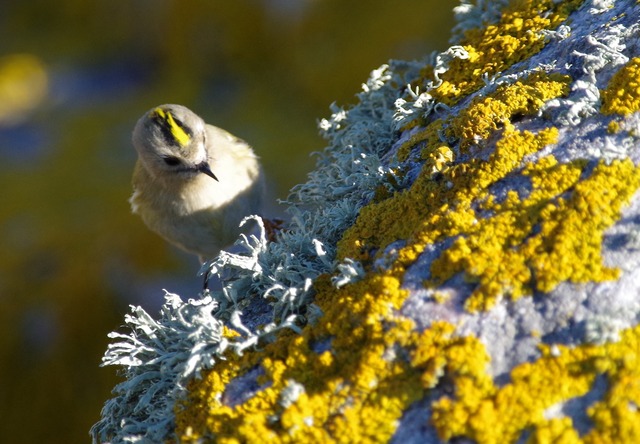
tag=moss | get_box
[601,57,640,115]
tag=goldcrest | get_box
[130,104,264,262]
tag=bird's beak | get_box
[197,162,219,181]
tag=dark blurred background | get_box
[0,1,455,442]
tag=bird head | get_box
[132,104,218,181]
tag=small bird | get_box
[130,104,264,262]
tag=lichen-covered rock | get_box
[92,0,640,442]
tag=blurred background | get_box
[0,1,455,442]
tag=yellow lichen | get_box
[423,0,583,108]
[601,57,640,115]
[176,273,425,443]
[339,68,640,312]
[448,72,570,152]
[338,72,570,264]
[177,247,640,443]
[430,325,640,444]
[432,156,640,311]
[529,418,582,444]
[396,119,444,162]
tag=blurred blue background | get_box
[0,1,455,442]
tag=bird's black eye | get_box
[163,156,181,166]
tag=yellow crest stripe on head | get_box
[153,107,191,146]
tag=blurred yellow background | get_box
[0,1,455,442]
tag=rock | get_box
[92,1,640,442]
